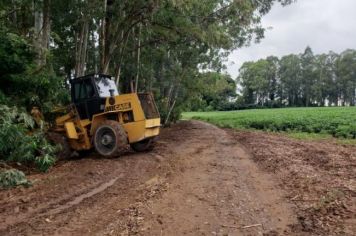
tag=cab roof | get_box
[70,74,113,84]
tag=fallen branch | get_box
[290,195,318,202]
[221,224,240,229]
[221,223,262,229]
[291,198,318,202]
[241,224,262,229]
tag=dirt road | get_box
[0,120,355,235]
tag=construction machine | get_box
[50,74,160,158]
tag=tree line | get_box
[237,47,356,107]
[0,0,293,121]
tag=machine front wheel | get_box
[94,120,128,157]
[130,138,154,152]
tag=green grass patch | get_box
[286,132,332,140]
[182,107,356,140]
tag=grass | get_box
[182,107,356,142]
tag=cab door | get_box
[72,78,105,120]
[72,80,89,119]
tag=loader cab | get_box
[70,74,118,120]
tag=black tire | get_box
[130,138,154,152]
[46,132,71,160]
[94,120,128,157]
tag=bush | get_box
[0,90,8,104]
[335,125,351,139]
[0,105,58,172]
[0,169,31,189]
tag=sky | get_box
[226,0,356,78]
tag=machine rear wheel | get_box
[94,120,128,157]
[130,138,154,152]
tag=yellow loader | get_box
[49,74,160,158]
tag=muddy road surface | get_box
[0,120,355,235]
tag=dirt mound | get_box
[232,130,356,235]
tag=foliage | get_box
[183,107,356,139]
[0,105,58,172]
[0,27,34,77]
[5,69,71,111]
[0,25,70,109]
[0,169,31,189]
[184,72,237,111]
[238,47,356,107]
[0,0,294,123]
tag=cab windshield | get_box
[94,76,119,98]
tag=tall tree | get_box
[337,50,356,106]
[278,54,302,106]
[300,46,316,106]
[266,56,279,102]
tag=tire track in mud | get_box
[126,121,296,236]
[0,176,121,231]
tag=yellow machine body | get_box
[54,92,160,151]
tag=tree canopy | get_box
[0,0,293,120]
[237,47,356,107]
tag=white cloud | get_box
[226,0,356,78]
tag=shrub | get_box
[335,125,351,139]
[0,169,31,189]
[0,105,58,172]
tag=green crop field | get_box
[183,107,356,140]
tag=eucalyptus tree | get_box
[337,49,356,106]
[300,46,316,106]
[278,54,302,106]
[313,52,339,106]
[266,56,279,102]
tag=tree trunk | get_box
[41,0,50,50]
[100,0,108,72]
[11,0,17,27]
[351,88,355,106]
[33,1,42,65]
[81,21,89,75]
[114,30,131,86]
[115,66,121,88]
[102,19,141,74]
[75,20,89,77]
[32,0,51,66]
[166,84,174,109]
[135,23,142,93]
[164,98,176,126]
[93,30,99,73]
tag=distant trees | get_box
[185,72,237,111]
[238,47,356,107]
